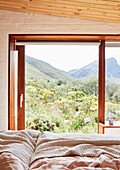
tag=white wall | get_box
[0,9,120,130]
[105,128,120,135]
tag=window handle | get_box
[20,94,23,108]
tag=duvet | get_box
[0,130,120,170]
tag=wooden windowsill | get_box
[99,122,120,128]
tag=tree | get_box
[80,77,98,96]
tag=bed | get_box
[0,130,120,170]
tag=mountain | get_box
[68,60,98,78]
[25,56,120,84]
[106,57,120,78]
[25,55,74,81]
[68,57,120,83]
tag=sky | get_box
[25,44,120,72]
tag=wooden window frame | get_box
[16,45,25,130]
[8,34,120,132]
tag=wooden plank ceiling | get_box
[0,0,120,23]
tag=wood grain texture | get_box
[0,0,120,23]
[99,123,120,128]
[11,34,120,42]
[99,122,120,134]
[8,36,16,130]
[99,123,104,134]
[98,40,105,132]
[16,45,25,130]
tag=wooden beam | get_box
[11,34,120,42]
[0,0,120,23]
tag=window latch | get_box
[20,94,23,108]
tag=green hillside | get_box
[25,55,74,81]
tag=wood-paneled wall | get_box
[0,0,120,23]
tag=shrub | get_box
[25,78,99,134]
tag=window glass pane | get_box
[25,44,99,133]
[105,45,120,125]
